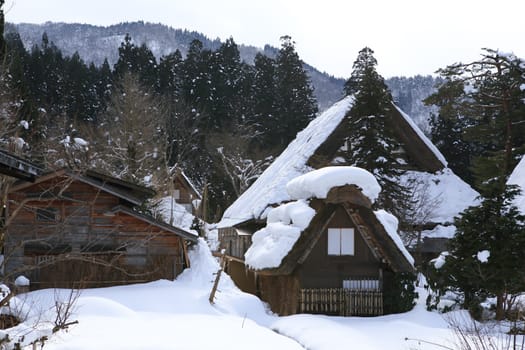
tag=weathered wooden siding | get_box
[5,176,186,289]
[225,259,257,294]
[298,206,381,289]
[218,227,252,259]
[258,274,300,316]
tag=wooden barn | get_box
[3,168,197,289]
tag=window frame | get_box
[327,227,355,256]
[36,207,59,223]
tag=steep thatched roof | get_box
[251,185,415,276]
[220,96,474,228]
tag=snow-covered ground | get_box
[4,239,481,350]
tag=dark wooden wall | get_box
[258,274,300,316]
[298,206,381,289]
[5,176,185,289]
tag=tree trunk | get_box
[496,293,505,321]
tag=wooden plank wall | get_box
[5,177,185,288]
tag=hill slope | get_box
[6,21,438,129]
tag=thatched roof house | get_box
[219,97,477,231]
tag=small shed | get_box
[4,168,198,289]
[172,168,201,215]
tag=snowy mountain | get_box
[6,21,439,120]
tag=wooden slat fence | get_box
[299,288,383,316]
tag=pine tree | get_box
[249,53,277,148]
[426,49,525,195]
[158,49,183,99]
[114,34,158,89]
[208,37,243,129]
[426,185,525,320]
[424,80,478,183]
[342,47,409,217]
[274,35,318,148]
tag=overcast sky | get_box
[4,0,524,78]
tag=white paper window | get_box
[343,279,379,290]
[173,189,180,200]
[327,228,354,255]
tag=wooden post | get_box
[209,252,226,304]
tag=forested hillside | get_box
[6,21,440,118]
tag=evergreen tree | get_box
[158,49,183,99]
[342,47,409,217]
[426,185,525,320]
[249,53,277,148]
[424,80,479,183]
[114,34,158,89]
[181,39,212,111]
[425,49,525,195]
[274,35,317,148]
[208,37,243,129]
[62,52,99,122]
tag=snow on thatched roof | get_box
[219,96,478,228]
[219,96,355,228]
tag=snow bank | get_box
[374,210,415,266]
[245,200,315,270]
[507,155,525,213]
[178,238,235,290]
[401,169,480,223]
[219,96,354,227]
[154,196,198,233]
[286,166,381,203]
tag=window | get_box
[173,189,180,200]
[343,279,380,290]
[327,228,354,255]
[36,208,59,222]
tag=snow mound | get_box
[374,210,414,266]
[155,196,197,233]
[177,238,235,290]
[77,296,137,318]
[421,224,457,239]
[245,200,315,270]
[266,200,316,230]
[14,275,30,287]
[286,166,381,203]
[507,155,525,213]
